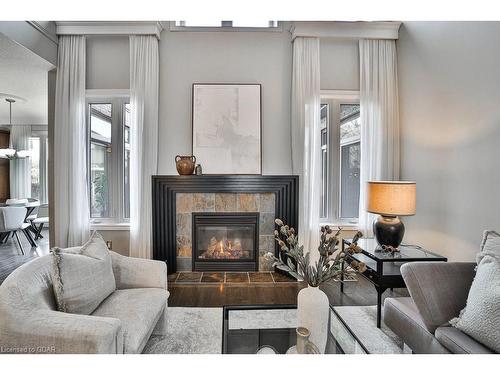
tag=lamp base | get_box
[373,215,405,248]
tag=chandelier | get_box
[0,98,31,160]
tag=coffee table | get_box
[341,238,447,328]
[222,304,368,354]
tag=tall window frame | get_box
[29,126,49,205]
[86,93,130,225]
[319,91,360,226]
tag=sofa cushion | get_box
[383,297,449,354]
[450,232,500,353]
[435,327,493,354]
[92,288,167,354]
[51,231,116,315]
[400,262,476,333]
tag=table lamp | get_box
[366,181,416,248]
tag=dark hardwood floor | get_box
[0,229,50,284]
[167,273,409,308]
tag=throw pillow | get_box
[450,231,500,353]
[51,231,116,315]
[478,230,500,262]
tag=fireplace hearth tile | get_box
[193,193,215,211]
[167,273,179,282]
[201,272,225,283]
[176,257,192,271]
[176,213,192,236]
[176,235,192,257]
[259,193,275,213]
[225,272,250,283]
[215,193,237,212]
[259,213,276,235]
[176,193,194,213]
[259,256,274,271]
[176,272,202,283]
[271,272,297,283]
[259,235,275,255]
[237,194,259,212]
[249,272,273,283]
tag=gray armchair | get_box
[0,251,169,353]
[384,262,494,354]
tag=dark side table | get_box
[341,238,447,328]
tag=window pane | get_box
[339,104,360,219]
[90,103,112,218]
[29,137,40,199]
[320,104,328,219]
[340,104,360,141]
[123,103,130,219]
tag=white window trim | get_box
[29,128,49,205]
[86,92,130,225]
[90,222,130,231]
[320,90,360,228]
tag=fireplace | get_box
[192,212,259,272]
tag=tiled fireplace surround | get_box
[175,193,276,271]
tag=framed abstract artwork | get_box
[192,83,262,175]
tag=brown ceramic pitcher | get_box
[175,155,196,175]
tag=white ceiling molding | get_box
[56,21,163,39]
[290,21,401,40]
[27,22,58,45]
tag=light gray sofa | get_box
[384,262,494,354]
[0,251,169,354]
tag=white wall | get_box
[320,38,359,90]
[86,35,129,90]
[398,22,500,261]
[158,28,293,175]
[82,28,361,256]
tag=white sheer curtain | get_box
[358,39,400,236]
[129,35,159,259]
[9,125,31,199]
[291,37,321,256]
[54,35,90,247]
[39,134,48,204]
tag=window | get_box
[29,137,40,199]
[29,131,48,204]
[319,95,361,224]
[172,21,280,30]
[123,104,131,219]
[87,97,130,223]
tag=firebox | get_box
[192,212,259,272]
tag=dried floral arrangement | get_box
[265,219,366,287]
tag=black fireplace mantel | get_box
[152,175,299,273]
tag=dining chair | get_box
[0,207,34,255]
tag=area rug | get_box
[143,305,403,354]
[334,305,404,354]
[143,307,223,354]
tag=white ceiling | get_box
[0,33,54,126]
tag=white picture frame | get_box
[192,83,262,175]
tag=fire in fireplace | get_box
[192,212,259,271]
